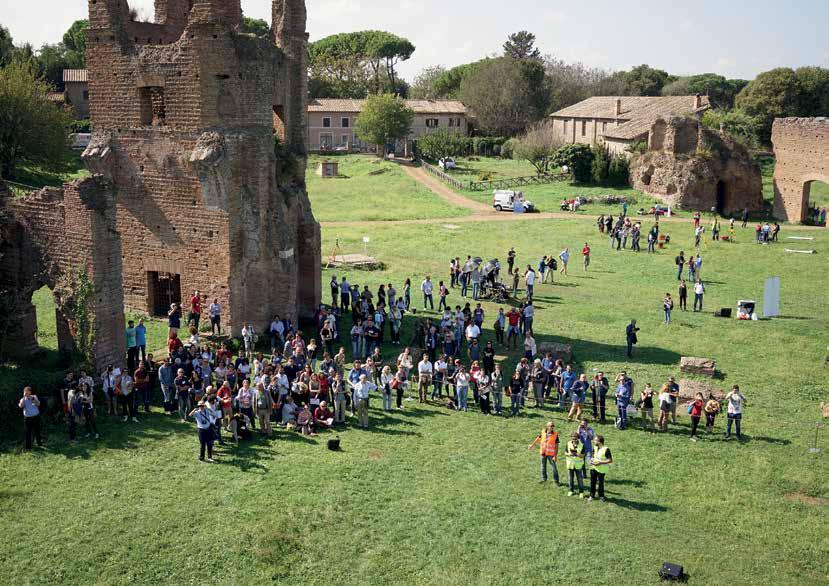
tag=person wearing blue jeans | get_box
[457,382,469,411]
[509,374,523,416]
[560,365,576,410]
[616,384,631,430]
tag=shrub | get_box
[628,139,648,155]
[501,138,516,159]
[552,143,594,183]
[590,145,609,185]
[607,155,629,187]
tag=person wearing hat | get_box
[189,400,216,462]
[528,421,560,484]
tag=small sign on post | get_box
[363,236,370,255]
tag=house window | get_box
[139,86,166,126]
[602,121,607,132]
[449,118,454,127]
[82,90,89,101]
[323,117,331,128]
[341,117,349,128]
[563,119,568,134]
[425,118,439,128]
[581,120,587,136]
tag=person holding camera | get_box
[19,387,43,450]
[189,401,216,462]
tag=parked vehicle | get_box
[493,190,534,212]
[438,157,457,170]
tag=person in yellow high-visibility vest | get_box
[528,421,560,484]
[588,435,613,502]
[564,431,585,497]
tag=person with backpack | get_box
[588,435,613,502]
[528,421,560,484]
[564,431,586,497]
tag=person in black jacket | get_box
[625,320,639,358]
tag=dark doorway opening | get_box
[716,180,728,214]
[147,272,181,316]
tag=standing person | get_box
[577,419,595,480]
[421,276,434,310]
[380,365,394,411]
[678,280,688,311]
[331,372,347,424]
[528,421,560,485]
[506,307,521,350]
[417,354,433,403]
[625,320,639,358]
[135,318,147,362]
[507,371,522,416]
[507,247,516,274]
[523,302,534,336]
[615,373,632,430]
[438,281,449,311]
[255,382,274,436]
[560,364,576,411]
[591,372,609,423]
[478,371,492,414]
[403,278,412,310]
[174,368,190,422]
[582,242,591,271]
[167,302,182,336]
[119,371,138,423]
[236,380,256,429]
[667,377,680,424]
[639,383,655,431]
[724,385,747,440]
[209,298,222,335]
[588,435,612,502]
[704,393,721,433]
[741,207,749,228]
[524,266,536,302]
[693,280,705,312]
[353,374,376,429]
[564,432,586,497]
[188,290,202,330]
[455,366,470,412]
[530,359,545,408]
[559,248,570,276]
[689,392,704,442]
[189,401,215,463]
[19,387,43,450]
[493,308,506,347]
[657,384,672,432]
[159,357,175,414]
[568,374,588,421]
[647,228,656,254]
[663,293,674,325]
[491,364,504,415]
[125,320,138,372]
[675,251,685,281]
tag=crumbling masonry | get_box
[771,117,829,223]
[0,0,320,370]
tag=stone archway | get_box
[771,117,829,223]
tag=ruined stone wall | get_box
[630,116,763,215]
[771,117,829,223]
[84,0,320,334]
[0,178,126,371]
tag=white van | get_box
[493,190,534,212]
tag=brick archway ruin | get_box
[771,117,829,223]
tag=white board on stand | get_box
[763,277,781,318]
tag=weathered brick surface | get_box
[84,0,319,334]
[771,118,829,223]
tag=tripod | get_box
[325,239,343,269]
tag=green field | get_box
[2,210,827,584]
[307,154,469,222]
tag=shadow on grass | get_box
[610,496,668,512]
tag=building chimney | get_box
[615,98,622,116]
[694,93,702,109]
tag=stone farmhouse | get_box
[549,95,710,155]
[307,98,468,155]
[0,0,320,370]
[63,69,91,120]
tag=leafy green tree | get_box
[0,60,73,178]
[552,143,594,183]
[543,57,627,112]
[62,19,88,68]
[242,17,270,37]
[794,66,829,117]
[35,44,71,89]
[503,31,541,61]
[735,67,801,143]
[607,155,629,187]
[0,24,14,67]
[415,130,469,162]
[512,122,560,175]
[590,146,609,184]
[661,73,747,109]
[431,59,490,98]
[701,109,762,148]
[355,94,414,153]
[409,65,447,99]
[623,64,674,96]
[459,57,550,136]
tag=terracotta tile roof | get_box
[47,92,66,103]
[550,95,710,141]
[63,69,88,83]
[308,98,466,115]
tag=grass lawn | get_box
[306,154,470,222]
[1,216,827,584]
[6,152,89,195]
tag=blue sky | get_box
[6,0,829,80]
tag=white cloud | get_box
[543,9,566,24]
[679,18,694,32]
[714,56,736,71]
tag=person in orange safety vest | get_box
[528,421,560,484]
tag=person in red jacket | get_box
[314,401,334,428]
[506,307,521,350]
[582,242,591,271]
[689,392,704,442]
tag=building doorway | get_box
[716,180,729,214]
[147,272,181,316]
[804,180,829,225]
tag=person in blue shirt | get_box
[560,364,576,410]
[578,419,595,480]
[348,361,368,415]
[615,372,633,430]
[125,320,138,372]
[568,373,588,421]
[135,318,147,362]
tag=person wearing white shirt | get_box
[724,385,746,440]
[353,374,376,428]
[421,276,434,310]
[380,366,395,411]
[693,280,705,312]
[101,366,117,415]
[524,266,536,301]
[209,299,222,335]
[417,356,433,403]
[189,401,216,462]
[432,357,447,401]
[523,302,535,335]
[465,323,480,344]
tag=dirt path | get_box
[398,163,494,214]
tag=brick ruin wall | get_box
[771,117,829,223]
[630,116,763,216]
[84,0,320,335]
[0,178,126,370]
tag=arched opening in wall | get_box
[716,180,730,215]
[804,180,829,225]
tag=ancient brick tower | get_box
[83,0,320,334]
